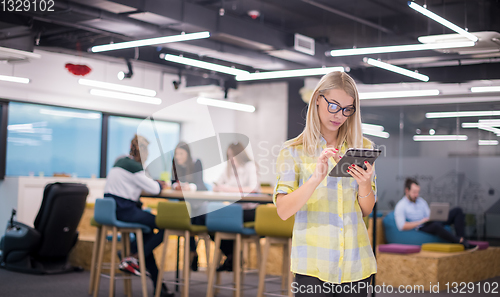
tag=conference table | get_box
[147,189,273,203]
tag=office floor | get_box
[0,268,499,296]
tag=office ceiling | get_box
[1,0,500,85]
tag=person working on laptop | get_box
[394,178,476,250]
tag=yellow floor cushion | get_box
[421,243,464,252]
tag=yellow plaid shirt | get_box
[273,137,377,284]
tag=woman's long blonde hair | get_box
[286,71,365,156]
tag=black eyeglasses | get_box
[320,95,356,117]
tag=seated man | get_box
[394,178,477,250]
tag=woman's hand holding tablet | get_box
[329,148,381,178]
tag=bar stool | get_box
[88,217,102,295]
[255,204,294,297]
[93,198,151,297]
[154,200,211,297]
[205,203,261,297]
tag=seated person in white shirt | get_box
[104,135,173,297]
[212,142,261,271]
[394,178,476,250]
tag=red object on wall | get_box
[65,63,92,76]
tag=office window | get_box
[6,102,102,177]
[107,116,180,179]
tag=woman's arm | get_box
[275,177,321,220]
[357,182,376,217]
[348,162,376,217]
[275,147,338,220]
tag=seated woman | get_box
[104,134,173,297]
[212,142,261,271]
[171,141,207,271]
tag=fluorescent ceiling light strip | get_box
[478,119,500,126]
[470,86,500,93]
[426,111,500,118]
[478,140,499,146]
[79,79,156,97]
[161,54,249,76]
[197,97,255,113]
[328,41,474,57]
[235,67,344,81]
[40,109,101,119]
[90,89,162,105]
[364,58,429,82]
[0,74,30,84]
[461,123,500,134]
[91,31,210,52]
[408,2,478,42]
[362,123,385,132]
[359,89,439,100]
[479,126,500,134]
[363,129,390,139]
[413,135,468,141]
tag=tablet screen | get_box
[329,148,381,177]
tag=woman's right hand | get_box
[312,147,339,183]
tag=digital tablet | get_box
[329,148,382,177]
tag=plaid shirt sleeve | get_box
[273,146,299,205]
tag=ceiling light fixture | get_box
[117,59,133,80]
[160,54,249,76]
[426,111,500,118]
[413,135,468,141]
[91,31,210,53]
[90,89,162,105]
[362,123,389,138]
[478,119,500,126]
[235,67,344,81]
[364,57,429,82]
[408,1,478,42]
[359,89,439,100]
[197,97,255,113]
[478,140,499,146]
[470,86,500,93]
[79,79,156,96]
[0,74,30,84]
[363,130,390,139]
[461,123,500,135]
[328,41,474,57]
[362,123,385,132]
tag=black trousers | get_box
[419,207,465,243]
[294,274,373,297]
[112,196,165,288]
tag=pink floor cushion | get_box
[378,243,421,254]
[467,240,489,250]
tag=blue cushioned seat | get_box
[383,211,449,245]
[94,198,151,233]
[206,203,256,235]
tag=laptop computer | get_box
[429,202,450,222]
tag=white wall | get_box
[0,49,289,187]
[236,82,288,185]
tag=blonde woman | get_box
[274,72,377,296]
